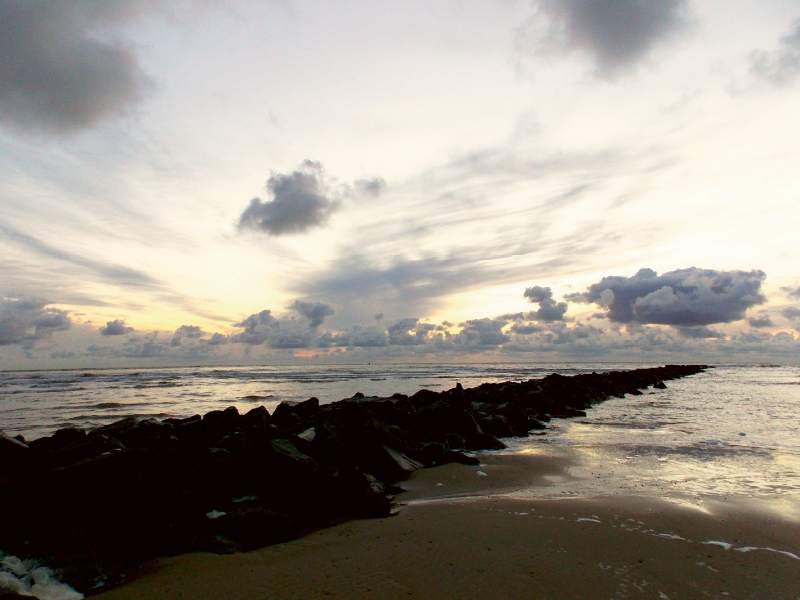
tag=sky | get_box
[1,0,799,368]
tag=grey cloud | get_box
[748,20,800,87]
[353,177,387,198]
[0,1,156,134]
[231,310,277,345]
[237,161,341,236]
[350,325,388,348]
[781,307,800,321]
[566,267,767,326]
[524,285,568,322]
[206,332,229,346]
[99,319,134,336]
[780,285,800,299]
[289,300,335,329]
[748,314,774,328]
[88,332,169,359]
[455,318,510,347]
[171,324,203,346]
[675,326,724,339]
[388,317,424,346]
[267,326,312,349]
[510,322,544,335]
[0,298,71,346]
[525,0,690,75]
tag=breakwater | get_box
[0,364,706,593]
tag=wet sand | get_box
[94,453,800,599]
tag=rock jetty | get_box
[0,364,706,593]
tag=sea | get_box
[2,362,799,504]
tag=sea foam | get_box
[0,553,84,600]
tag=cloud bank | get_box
[565,267,767,326]
[0,1,157,134]
[0,298,71,346]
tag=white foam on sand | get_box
[735,547,800,560]
[0,553,84,599]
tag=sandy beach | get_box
[93,451,800,600]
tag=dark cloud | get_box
[566,268,767,326]
[675,326,724,339]
[748,314,774,329]
[0,1,157,134]
[388,317,425,346]
[780,285,800,299]
[748,20,800,87]
[523,285,568,322]
[781,307,800,322]
[171,324,203,346]
[350,325,388,348]
[455,318,510,346]
[0,298,71,346]
[231,310,277,345]
[267,326,312,349]
[353,177,387,198]
[288,300,335,330]
[237,161,341,236]
[99,319,134,336]
[524,0,690,75]
[206,332,229,346]
[510,322,544,335]
[88,332,169,359]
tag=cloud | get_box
[0,298,71,346]
[207,332,229,346]
[523,285,568,321]
[0,1,158,134]
[288,300,335,329]
[171,324,203,346]
[780,285,800,299]
[99,319,134,336]
[748,314,774,329]
[388,317,427,346]
[566,267,767,326]
[231,309,277,345]
[349,325,388,347]
[782,307,800,320]
[454,318,510,346]
[87,332,169,359]
[675,326,724,339]
[748,20,800,87]
[353,177,387,198]
[522,0,690,76]
[237,160,342,236]
[781,307,800,331]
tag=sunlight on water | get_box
[503,365,800,503]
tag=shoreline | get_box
[94,452,800,600]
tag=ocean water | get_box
[1,363,799,503]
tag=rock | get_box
[242,406,271,428]
[270,403,302,430]
[654,381,667,389]
[0,431,29,481]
